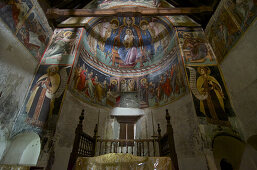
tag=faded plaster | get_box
[220,19,257,140]
[0,20,38,161]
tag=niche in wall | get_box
[2,132,41,165]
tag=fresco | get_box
[83,17,174,70]
[0,0,33,32]
[205,0,257,63]
[0,0,52,61]
[70,48,187,108]
[16,10,50,60]
[12,65,71,135]
[177,27,216,65]
[41,28,83,65]
[97,0,155,9]
[186,66,234,127]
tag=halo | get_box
[123,17,135,26]
[197,66,211,75]
[140,78,147,84]
[63,31,73,37]
[140,20,149,30]
[111,79,118,85]
[126,29,132,34]
[47,65,59,73]
[110,18,119,29]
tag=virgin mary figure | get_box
[118,17,141,66]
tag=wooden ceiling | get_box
[40,0,220,28]
[165,0,221,27]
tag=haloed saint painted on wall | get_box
[84,17,174,69]
[186,66,234,126]
[41,28,82,65]
[25,65,71,127]
[177,28,216,65]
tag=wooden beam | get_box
[46,7,213,18]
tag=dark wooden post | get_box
[157,123,162,156]
[166,109,179,170]
[92,124,98,156]
[67,109,85,170]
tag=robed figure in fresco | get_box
[118,17,141,66]
[187,66,229,126]
[26,66,69,127]
[42,30,76,64]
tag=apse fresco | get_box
[205,0,257,63]
[41,28,83,65]
[0,0,52,61]
[186,66,234,127]
[83,17,175,70]
[98,0,155,8]
[70,48,187,108]
[12,65,72,135]
[177,27,216,65]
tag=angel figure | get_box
[42,30,76,64]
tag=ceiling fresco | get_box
[82,16,176,75]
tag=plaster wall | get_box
[145,94,208,170]
[51,90,208,170]
[1,132,40,165]
[0,20,38,160]
[51,91,111,170]
[220,19,257,140]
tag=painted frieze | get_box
[70,47,187,108]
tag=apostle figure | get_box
[139,78,148,103]
[128,79,135,92]
[74,64,88,91]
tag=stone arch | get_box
[2,131,41,165]
[212,135,245,170]
[247,135,257,151]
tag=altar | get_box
[75,153,173,170]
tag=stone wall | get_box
[50,91,208,170]
[220,19,257,140]
[0,20,38,161]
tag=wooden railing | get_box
[68,109,179,170]
[96,138,158,157]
